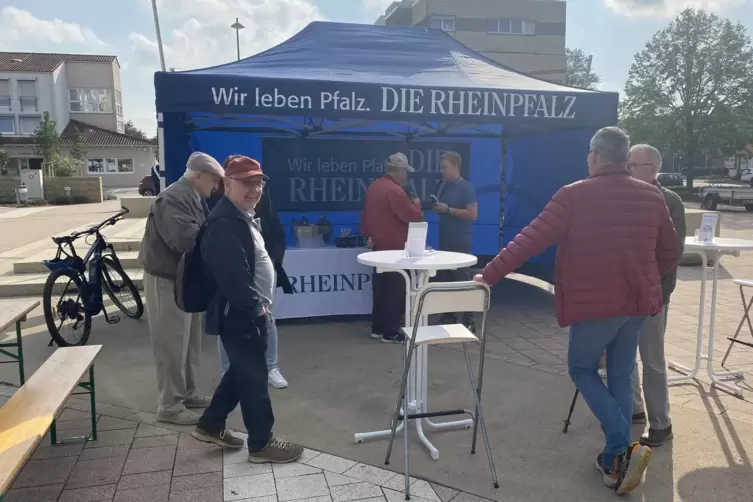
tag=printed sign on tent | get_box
[262,138,471,211]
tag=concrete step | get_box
[13,251,140,275]
[0,269,143,298]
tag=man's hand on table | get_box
[473,274,488,285]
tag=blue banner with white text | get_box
[261,138,471,212]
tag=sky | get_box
[0,0,751,134]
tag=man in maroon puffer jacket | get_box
[474,127,677,495]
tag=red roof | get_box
[0,52,118,72]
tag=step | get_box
[14,251,140,275]
[0,269,143,298]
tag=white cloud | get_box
[604,0,747,17]
[124,0,324,132]
[0,7,105,48]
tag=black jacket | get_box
[207,189,292,294]
[203,196,267,339]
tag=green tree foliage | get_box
[622,8,753,187]
[0,149,9,176]
[565,48,600,89]
[124,120,148,140]
[31,112,60,177]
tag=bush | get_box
[49,154,77,177]
[103,193,118,201]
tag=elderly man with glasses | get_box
[192,156,303,464]
[628,144,686,447]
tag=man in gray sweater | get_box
[628,144,686,447]
[139,152,224,425]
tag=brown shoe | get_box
[248,437,303,464]
[192,427,245,449]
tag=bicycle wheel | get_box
[43,268,92,347]
[102,255,144,319]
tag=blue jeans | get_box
[218,312,278,375]
[568,315,646,466]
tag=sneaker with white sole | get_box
[248,437,303,464]
[268,368,288,389]
[615,442,652,495]
[184,395,212,409]
[156,409,200,426]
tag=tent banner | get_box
[262,138,471,211]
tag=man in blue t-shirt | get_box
[432,151,478,330]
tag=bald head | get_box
[628,144,662,183]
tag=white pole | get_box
[151,0,167,72]
[157,113,165,191]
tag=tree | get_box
[49,154,77,177]
[68,128,86,176]
[124,120,148,140]
[31,112,60,177]
[622,8,753,187]
[565,48,600,89]
[0,149,9,176]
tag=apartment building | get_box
[0,52,154,188]
[376,0,567,84]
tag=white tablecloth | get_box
[274,247,373,319]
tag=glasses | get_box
[228,177,265,190]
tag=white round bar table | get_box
[354,250,478,460]
[668,237,753,397]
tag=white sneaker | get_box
[268,368,288,389]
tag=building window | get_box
[70,88,113,113]
[430,15,455,32]
[489,18,536,35]
[18,80,37,111]
[87,157,134,174]
[117,118,124,132]
[0,116,15,134]
[115,90,123,116]
[0,79,10,110]
[117,159,134,173]
[19,116,40,135]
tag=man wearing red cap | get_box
[192,156,303,463]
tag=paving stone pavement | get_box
[0,391,482,502]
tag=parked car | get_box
[138,176,156,196]
[741,168,753,186]
[657,172,684,187]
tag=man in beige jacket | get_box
[139,152,223,425]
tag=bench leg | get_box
[0,318,26,387]
[51,365,97,445]
[15,320,25,385]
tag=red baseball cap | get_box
[224,156,268,180]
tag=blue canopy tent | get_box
[154,21,618,282]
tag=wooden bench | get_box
[0,300,40,386]
[0,345,102,500]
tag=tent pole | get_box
[499,135,508,250]
[151,0,167,71]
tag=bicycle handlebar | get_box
[64,207,130,241]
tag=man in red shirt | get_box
[474,127,677,495]
[361,153,424,343]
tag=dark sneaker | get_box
[191,427,245,449]
[464,321,476,334]
[248,437,304,464]
[632,412,647,425]
[615,442,652,495]
[381,332,406,344]
[595,453,620,489]
[640,426,673,447]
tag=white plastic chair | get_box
[722,279,753,365]
[384,281,499,500]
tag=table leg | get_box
[668,251,707,382]
[668,250,744,396]
[354,268,472,460]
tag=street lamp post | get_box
[231,18,245,61]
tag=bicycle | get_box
[42,208,144,347]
